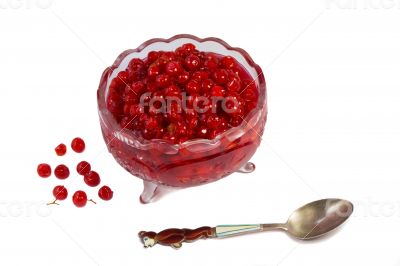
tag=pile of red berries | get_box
[107,43,259,144]
[37,137,113,207]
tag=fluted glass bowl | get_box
[97,34,267,203]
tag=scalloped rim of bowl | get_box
[97,34,267,152]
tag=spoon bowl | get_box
[285,198,353,239]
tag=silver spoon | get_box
[139,198,354,249]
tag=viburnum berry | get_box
[184,54,201,70]
[186,80,201,94]
[55,143,67,156]
[48,185,68,205]
[98,186,113,201]
[54,164,70,180]
[71,137,85,153]
[72,190,96,208]
[165,61,183,76]
[76,161,91,175]
[221,56,236,69]
[213,69,229,84]
[84,171,101,187]
[37,163,51,178]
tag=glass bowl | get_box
[97,34,267,203]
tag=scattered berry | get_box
[37,163,51,178]
[84,171,101,187]
[98,186,113,201]
[76,161,91,175]
[48,185,68,205]
[54,164,70,180]
[55,144,67,156]
[72,190,96,208]
[71,137,85,153]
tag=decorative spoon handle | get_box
[139,224,286,249]
[139,226,215,249]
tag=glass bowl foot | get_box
[139,180,175,204]
[237,162,256,173]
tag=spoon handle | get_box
[139,226,216,249]
[215,223,286,238]
[139,224,286,249]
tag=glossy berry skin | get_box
[55,144,67,156]
[53,185,68,200]
[98,186,113,201]
[221,56,236,69]
[72,190,87,208]
[84,171,101,187]
[165,61,183,76]
[184,54,201,70]
[54,164,70,180]
[37,163,51,178]
[76,161,91,175]
[213,69,229,84]
[71,137,85,153]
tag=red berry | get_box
[76,161,91,175]
[201,79,214,93]
[184,54,201,70]
[165,61,183,76]
[181,43,196,54]
[147,64,160,78]
[98,186,113,201]
[155,74,171,88]
[164,84,181,97]
[221,56,236,69]
[53,185,68,200]
[72,190,88,208]
[213,69,229,84]
[37,163,51,178]
[177,71,190,84]
[54,164,70,180]
[147,51,160,63]
[192,71,209,81]
[55,143,67,156]
[84,171,101,187]
[71,137,85,153]
[210,85,226,97]
[129,104,145,116]
[130,81,145,95]
[186,80,201,94]
[204,56,219,70]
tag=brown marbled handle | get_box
[139,226,216,249]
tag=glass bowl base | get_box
[139,161,256,204]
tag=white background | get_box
[1,0,400,265]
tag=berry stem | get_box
[47,199,60,206]
[88,199,97,205]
